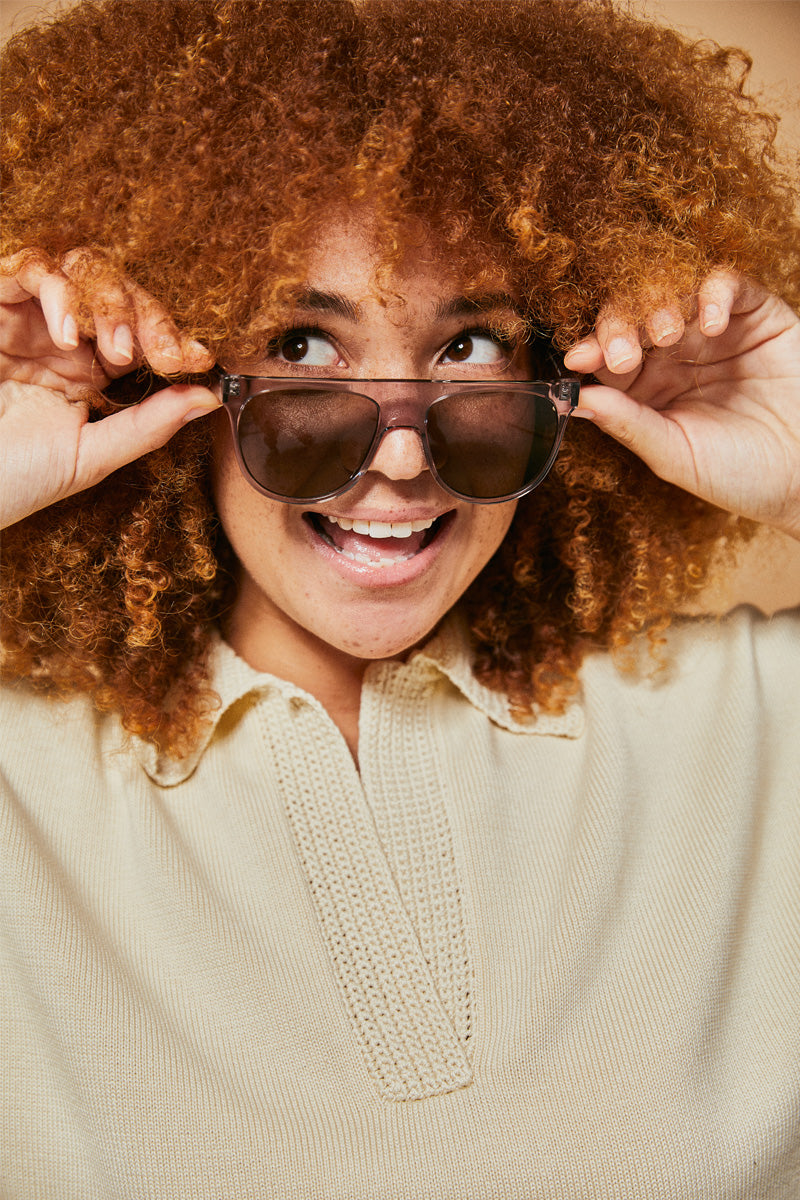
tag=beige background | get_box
[2,0,799,612]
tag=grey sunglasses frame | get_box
[217,371,580,505]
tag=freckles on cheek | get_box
[472,503,518,567]
[211,453,305,604]
[209,424,237,517]
[210,431,268,555]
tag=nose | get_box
[367,425,429,482]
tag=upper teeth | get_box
[326,515,435,539]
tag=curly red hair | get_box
[2,0,798,751]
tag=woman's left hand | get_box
[564,273,800,540]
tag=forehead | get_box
[290,213,519,324]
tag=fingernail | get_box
[564,341,594,361]
[62,314,79,348]
[186,339,210,356]
[702,303,722,331]
[112,324,133,362]
[607,338,636,369]
[182,403,220,424]
[157,336,182,361]
[651,313,681,343]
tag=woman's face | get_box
[212,217,521,670]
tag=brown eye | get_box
[281,336,309,362]
[447,335,474,363]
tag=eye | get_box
[273,331,341,367]
[442,331,511,365]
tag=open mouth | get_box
[304,511,454,566]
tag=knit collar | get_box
[410,612,584,738]
[136,617,584,786]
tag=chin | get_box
[311,608,445,663]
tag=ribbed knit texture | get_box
[264,675,472,1100]
[1,608,799,1199]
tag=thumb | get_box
[74,383,221,489]
[576,383,694,489]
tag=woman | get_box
[1,1,798,1196]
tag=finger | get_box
[0,291,54,361]
[37,272,82,351]
[697,271,773,340]
[93,316,135,366]
[84,283,136,367]
[644,306,684,348]
[58,251,212,373]
[179,336,215,372]
[575,382,693,487]
[59,250,140,367]
[594,312,643,373]
[5,255,56,303]
[74,384,221,492]
[110,276,212,373]
[696,270,739,337]
[135,305,189,372]
[126,280,212,373]
[0,256,84,351]
[0,274,37,304]
[563,336,605,373]
[565,304,686,371]
[0,251,54,302]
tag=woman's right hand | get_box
[0,253,220,530]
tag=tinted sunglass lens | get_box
[238,389,379,500]
[428,389,559,499]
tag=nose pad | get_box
[367,424,429,482]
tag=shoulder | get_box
[0,679,132,806]
[671,602,798,660]
[574,605,799,799]
[582,604,799,697]
[2,677,106,747]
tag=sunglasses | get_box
[104,367,580,505]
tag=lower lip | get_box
[301,512,457,589]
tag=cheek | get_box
[210,409,236,506]
[472,501,517,565]
[211,427,247,547]
[210,413,285,557]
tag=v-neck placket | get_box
[259,659,474,1102]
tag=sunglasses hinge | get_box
[558,379,580,408]
[221,373,241,399]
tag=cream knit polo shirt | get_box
[1,607,799,1199]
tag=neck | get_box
[221,595,373,765]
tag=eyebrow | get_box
[291,288,523,325]
[293,288,362,322]
[433,293,523,321]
